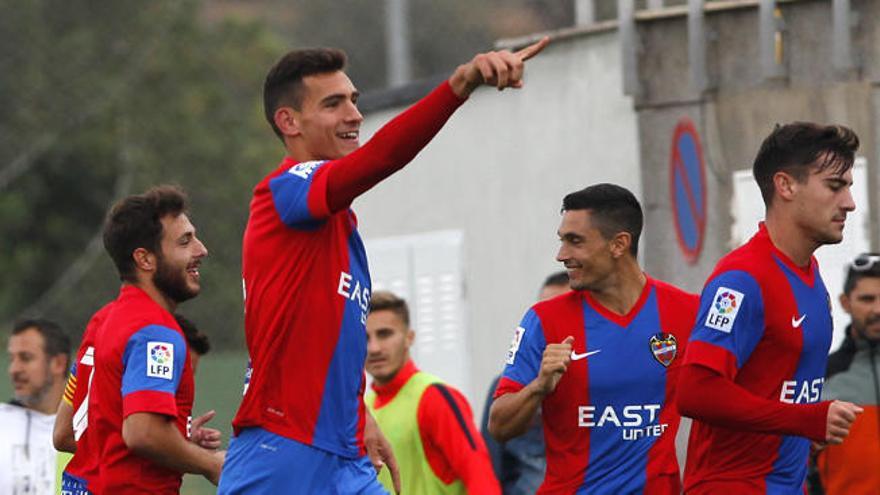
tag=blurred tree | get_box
[0,0,282,348]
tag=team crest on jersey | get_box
[506,326,525,365]
[649,332,677,367]
[147,342,174,380]
[705,286,744,333]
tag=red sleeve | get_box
[492,376,525,399]
[677,363,829,442]
[323,81,465,212]
[418,384,501,494]
[123,390,177,419]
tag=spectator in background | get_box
[364,291,500,494]
[1,318,71,494]
[480,271,568,495]
[813,253,880,494]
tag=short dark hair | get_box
[12,318,70,363]
[369,290,410,327]
[174,314,211,356]
[543,271,569,288]
[103,185,189,283]
[843,252,880,295]
[753,122,859,206]
[263,48,348,139]
[562,183,643,256]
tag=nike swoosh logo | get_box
[571,349,602,361]
[792,314,806,328]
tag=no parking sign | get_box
[669,118,707,264]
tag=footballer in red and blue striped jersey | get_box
[231,155,374,459]
[680,223,834,494]
[59,303,114,495]
[495,277,697,494]
[222,42,548,492]
[220,61,468,494]
[89,285,194,494]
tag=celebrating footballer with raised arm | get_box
[218,38,549,494]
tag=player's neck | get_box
[285,142,326,163]
[588,261,646,315]
[764,212,816,268]
[129,280,178,314]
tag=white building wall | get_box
[352,29,641,418]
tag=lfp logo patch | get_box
[506,326,525,365]
[649,332,677,367]
[705,287,744,333]
[147,342,174,380]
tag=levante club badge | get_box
[649,332,677,367]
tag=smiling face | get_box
[152,213,208,304]
[786,163,855,246]
[286,71,363,161]
[556,209,618,292]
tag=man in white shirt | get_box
[2,318,71,494]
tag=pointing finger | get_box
[515,36,550,61]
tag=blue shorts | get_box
[61,472,91,495]
[217,427,389,495]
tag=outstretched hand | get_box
[449,36,550,98]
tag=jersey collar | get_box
[756,222,816,287]
[371,359,419,407]
[581,275,654,328]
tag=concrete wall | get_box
[354,28,641,411]
[635,0,879,294]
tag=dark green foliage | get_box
[0,0,282,348]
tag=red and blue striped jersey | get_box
[90,286,194,494]
[233,156,372,458]
[683,223,833,493]
[62,302,114,491]
[495,277,697,494]
[231,82,465,460]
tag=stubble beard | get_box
[153,256,198,304]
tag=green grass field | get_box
[1,349,249,495]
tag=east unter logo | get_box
[147,342,174,380]
[649,332,677,367]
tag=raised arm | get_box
[321,37,550,213]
